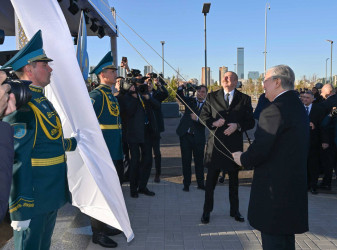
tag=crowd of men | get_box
[0,30,336,250]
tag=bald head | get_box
[321,84,335,99]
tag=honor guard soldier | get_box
[2,30,77,250]
[88,52,123,248]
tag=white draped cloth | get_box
[10,0,134,242]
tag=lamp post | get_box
[234,64,236,73]
[202,3,211,86]
[160,41,165,77]
[326,58,330,83]
[326,40,333,84]
[264,3,271,76]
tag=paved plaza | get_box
[2,118,337,249]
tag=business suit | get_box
[150,85,168,178]
[124,92,160,195]
[241,90,309,248]
[200,88,254,216]
[176,87,206,189]
[306,103,325,191]
[320,94,337,188]
[0,121,14,222]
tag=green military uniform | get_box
[89,84,123,160]
[2,30,76,250]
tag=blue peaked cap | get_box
[89,51,117,75]
[1,30,52,71]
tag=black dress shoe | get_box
[92,232,118,248]
[230,212,245,222]
[105,227,122,236]
[201,212,210,224]
[183,186,189,192]
[310,188,318,195]
[130,191,138,198]
[197,185,205,190]
[219,176,225,183]
[138,188,155,196]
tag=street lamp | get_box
[326,40,333,84]
[202,3,211,86]
[264,3,271,75]
[160,41,165,78]
[326,58,330,83]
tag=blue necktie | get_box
[305,106,309,116]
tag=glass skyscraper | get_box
[237,47,244,79]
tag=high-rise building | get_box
[248,71,259,80]
[219,66,228,84]
[144,65,153,76]
[237,47,244,79]
[201,67,211,85]
[118,66,127,78]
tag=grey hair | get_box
[269,65,295,90]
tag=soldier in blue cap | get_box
[88,51,124,248]
[2,30,77,250]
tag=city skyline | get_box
[1,1,337,81]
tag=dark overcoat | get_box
[241,90,309,234]
[199,88,255,171]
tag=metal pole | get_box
[264,3,270,76]
[234,64,236,73]
[325,58,329,83]
[160,41,165,77]
[331,42,333,84]
[204,13,207,86]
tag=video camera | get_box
[120,69,148,95]
[1,68,32,110]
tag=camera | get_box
[148,72,157,79]
[1,69,32,110]
[137,84,148,95]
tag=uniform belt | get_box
[31,155,65,167]
[100,124,122,130]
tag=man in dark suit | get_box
[319,84,337,190]
[146,76,168,183]
[176,83,207,191]
[200,71,255,224]
[233,65,309,250]
[124,77,160,198]
[0,72,16,222]
[302,91,325,194]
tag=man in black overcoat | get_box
[233,65,309,250]
[200,71,255,224]
[176,83,207,191]
[302,91,325,194]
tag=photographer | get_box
[124,72,160,198]
[0,70,16,222]
[145,74,168,182]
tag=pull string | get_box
[115,13,229,125]
[90,4,235,162]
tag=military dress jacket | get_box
[3,85,77,221]
[89,84,123,160]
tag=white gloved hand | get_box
[11,219,31,231]
[71,129,81,144]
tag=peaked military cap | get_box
[89,51,117,75]
[1,30,52,71]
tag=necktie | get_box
[305,106,309,115]
[225,93,230,107]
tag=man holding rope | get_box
[200,71,254,224]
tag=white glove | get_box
[11,219,31,231]
[71,129,81,144]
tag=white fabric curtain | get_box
[10,0,134,242]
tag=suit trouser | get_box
[261,232,295,250]
[14,210,58,250]
[203,168,239,214]
[113,159,124,185]
[307,148,320,189]
[179,133,205,187]
[151,134,162,176]
[321,144,337,186]
[129,126,153,193]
